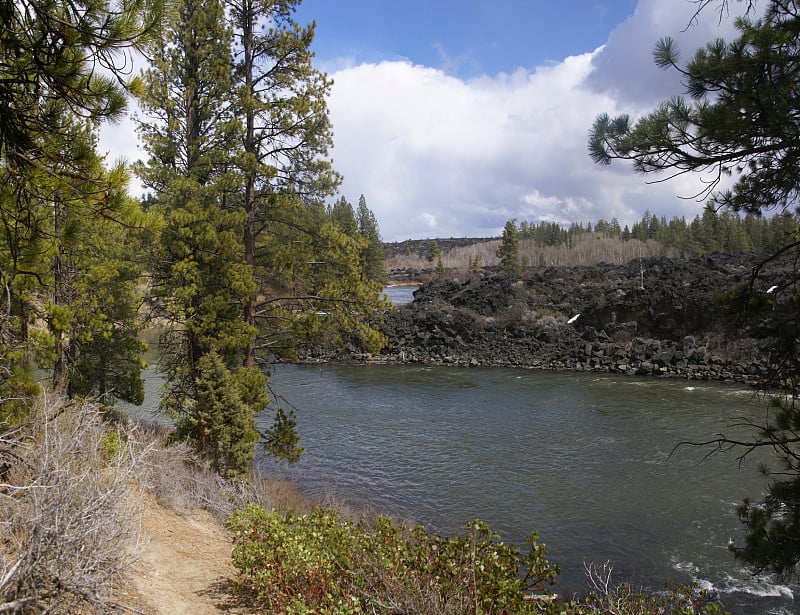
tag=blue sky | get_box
[101,0,753,241]
[293,1,638,78]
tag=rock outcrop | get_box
[362,254,793,384]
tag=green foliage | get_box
[426,240,441,263]
[436,255,445,277]
[329,196,358,236]
[0,0,161,171]
[0,361,39,426]
[227,505,726,614]
[722,392,800,577]
[99,427,126,463]
[262,407,304,463]
[517,208,798,257]
[0,0,159,412]
[175,351,259,477]
[356,194,386,284]
[497,220,522,277]
[138,0,387,473]
[227,505,560,614]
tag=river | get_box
[126,284,795,613]
[381,284,418,305]
[258,363,796,614]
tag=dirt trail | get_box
[124,497,245,614]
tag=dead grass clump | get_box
[0,395,146,613]
[127,417,316,523]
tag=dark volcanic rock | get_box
[364,254,794,383]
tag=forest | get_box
[0,0,388,478]
[386,207,800,276]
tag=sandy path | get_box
[124,498,245,614]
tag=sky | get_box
[100,0,756,241]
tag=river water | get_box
[381,284,418,305]
[259,363,796,614]
[127,285,795,613]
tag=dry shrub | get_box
[0,395,146,613]
[128,418,314,523]
[0,394,316,613]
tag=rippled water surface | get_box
[260,364,797,614]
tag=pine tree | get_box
[137,0,388,468]
[0,0,160,418]
[356,195,386,284]
[426,240,441,263]
[176,351,259,477]
[497,220,521,278]
[137,0,261,453]
[329,197,358,236]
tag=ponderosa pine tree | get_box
[137,0,264,468]
[175,350,259,476]
[138,0,387,469]
[426,240,441,263]
[590,0,800,576]
[329,197,359,236]
[46,121,152,403]
[0,0,160,419]
[357,194,386,284]
[497,220,522,278]
[229,0,386,368]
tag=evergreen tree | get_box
[497,220,521,278]
[228,0,343,369]
[138,0,387,469]
[329,197,358,236]
[0,0,160,419]
[356,195,386,283]
[228,0,385,369]
[426,240,441,263]
[137,0,262,460]
[176,351,259,477]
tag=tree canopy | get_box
[136,0,387,473]
[497,220,521,278]
[0,0,162,421]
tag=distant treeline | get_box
[383,207,799,277]
[518,207,798,256]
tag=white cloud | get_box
[586,0,751,105]
[328,0,755,241]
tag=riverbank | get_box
[307,253,793,387]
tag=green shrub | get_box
[227,505,560,614]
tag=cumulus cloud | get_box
[328,0,756,240]
[586,0,752,105]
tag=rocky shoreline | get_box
[305,253,794,386]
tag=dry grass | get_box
[0,393,321,614]
[0,395,147,613]
[129,419,315,523]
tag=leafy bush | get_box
[227,505,560,614]
[228,505,730,614]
